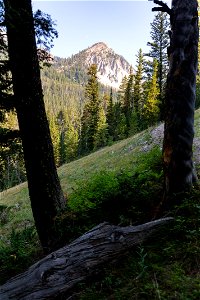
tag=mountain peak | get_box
[86,42,109,53]
[83,42,131,89]
[90,42,108,49]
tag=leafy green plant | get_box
[68,171,119,212]
[0,226,42,284]
[135,246,148,279]
[55,146,163,246]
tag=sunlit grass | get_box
[0,129,150,236]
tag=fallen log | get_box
[0,218,173,300]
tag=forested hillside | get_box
[2,3,200,192]
[1,1,200,190]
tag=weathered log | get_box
[0,218,173,300]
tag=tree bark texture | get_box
[3,0,65,251]
[162,0,199,196]
[0,218,173,300]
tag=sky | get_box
[32,0,171,67]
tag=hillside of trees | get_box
[0,10,171,191]
[1,3,200,192]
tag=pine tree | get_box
[133,49,145,128]
[63,122,79,162]
[57,109,79,164]
[123,67,134,136]
[146,11,170,119]
[106,88,115,140]
[143,59,160,127]
[79,64,100,153]
[94,102,108,149]
[112,102,127,141]
[117,75,128,104]
[48,113,60,166]
[56,110,66,165]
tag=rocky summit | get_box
[84,42,131,89]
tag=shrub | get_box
[0,226,41,284]
[55,146,163,244]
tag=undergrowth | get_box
[0,146,200,299]
[0,226,43,284]
[55,146,163,244]
[77,192,200,300]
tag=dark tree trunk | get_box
[0,218,173,300]
[153,0,199,201]
[163,0,199,198]
[3,0,65,252]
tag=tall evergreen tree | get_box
[48,113,60,166]
[146,11,169,119]
[117,75,128,104]
[123,67,134,135]
[106,88,115,140]
[56,109,79,164]
[112,102,127,141]
[79,64,100,153]
[94,102,108,149]
[3,0,65,252]
[143,59,160,127]
[133,49,145,128]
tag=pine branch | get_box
[152,0,171,15]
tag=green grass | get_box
[0,114,200,298]
[0,129,151,235]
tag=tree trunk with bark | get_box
[3,0,65,252]
[0,218,173,300]
[153,0,199,201]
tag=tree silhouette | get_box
[152,0,199,202]
[3,0,65,252]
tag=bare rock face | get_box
[84,42,131,89]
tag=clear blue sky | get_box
[32,1,171,67]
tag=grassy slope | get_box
[0,129,151,234]
[1,108,200,229]
[1,111,200,298]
